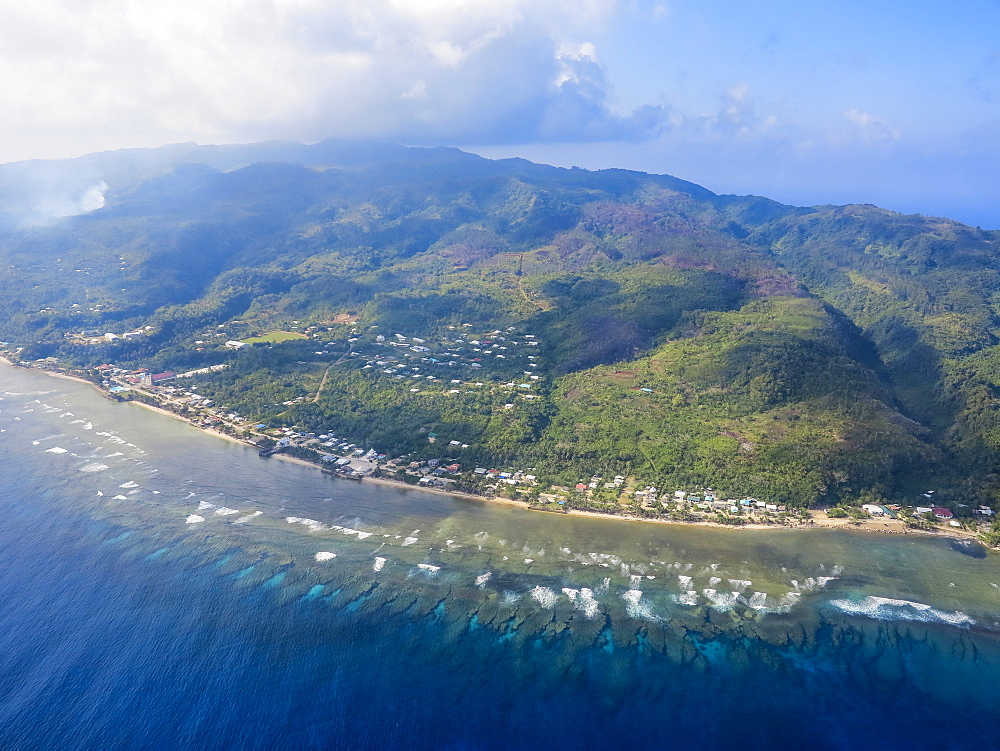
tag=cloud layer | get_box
[0,0,667,159]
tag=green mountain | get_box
[2,140,998,508]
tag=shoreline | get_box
[2,358,990,546]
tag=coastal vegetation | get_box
[1,140,998,514]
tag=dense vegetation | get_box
[1,140,998,507]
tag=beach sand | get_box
[6,358,989,544]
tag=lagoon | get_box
[1,362,999,749]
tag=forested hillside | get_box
[1,140,998,507]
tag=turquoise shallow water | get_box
[1,363,1000,749]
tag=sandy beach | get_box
[4,358,989,545]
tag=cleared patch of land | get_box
[241,331,308,344]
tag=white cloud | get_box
[0,0,671,161]
[843,108,901,143]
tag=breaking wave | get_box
[828,596,974,627]
[530,586,558,608]
[622,590,657,620]
[562,587,600,618]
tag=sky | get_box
[1,0,998,227]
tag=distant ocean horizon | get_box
[1,362,999,750]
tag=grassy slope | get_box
[1,145,998,506]
[533,296,936,505]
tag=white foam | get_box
[119,481,139,489]
[79,463,109,473]
[402,536,418,546]
[530,586,558,608]
[197,501,216,511]
[748,592,768,609]
[315,552,337,561]
[96,491,104,496]
[338,527,373,540]
[672,590,698,606]
[373,557,387,572]
[104,452,124,458]
[702,589,742,612]
[588,552,622,566]
[232,511,262,524]
[417,563,440,573]
[524,558,533,564]
[709,576,721,587]
[629,575,643,588]
[678,575,693,589]
[829,596,975,627]
[214,507,240,516]
[45,446,68,454]
[563,587,600,618]
[728,579,752,590]
[113,495,128,500]
[623,589,657,620]
[185,514,205,524]
[475,572,492,588]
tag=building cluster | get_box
[64,327,152,345]
[350,325,543,400]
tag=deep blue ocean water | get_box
[2,366,1000,750]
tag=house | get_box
[861,504,885,517]
[931,507,954,519]
[150,371,175,384]
[225,340,247,349]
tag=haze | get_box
[1,0,997,227]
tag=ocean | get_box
[1,363,999,750]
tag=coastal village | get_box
[4,316,999,544]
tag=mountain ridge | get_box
[1,140,997,509]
